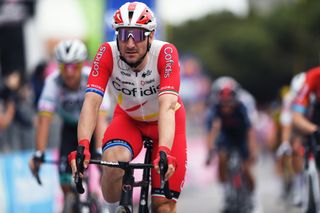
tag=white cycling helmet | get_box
[211,76,240,94]
[290,72,306,95]
[112,1,157,31]
[55,39,88,64]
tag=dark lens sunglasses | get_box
[116,28,151,42]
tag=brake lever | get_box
[75,146,85,194]
[159,151,173,199]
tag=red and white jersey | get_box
[292,67,320,114]
[86,40,182,122]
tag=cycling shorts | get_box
[102,104,187,201]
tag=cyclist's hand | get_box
[153,146,177,181]
[276,141,292,157]
[29,151,44,176]
[68,139,91,178]
[29,151,45,184]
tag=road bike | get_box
[223,148,252,213]
[75,137,173,213]
[301,135,320,213]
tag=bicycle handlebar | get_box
[74,146,173,199]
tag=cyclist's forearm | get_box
[0,101,15,129]
[207,119,220,150]
[247,127,256,155]
[35,114,52,152]
[292,112,317,134]
[94,112,108,150]
[78,92,102,142]
[158,95,177,149]
[281,124,292,143]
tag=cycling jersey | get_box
[292,67,320,126]
[38,65,111,125]
[86,40,181,122]
[206,101,252,139]
[206,101,251,159]
[292,67,319,115]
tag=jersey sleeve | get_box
[86,42,113,97]
[239,102,252,129]
[205,104,219,131]
[157,43,180,97]
[37,72,59,115]
[292,68,318,114]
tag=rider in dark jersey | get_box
[205,78,256,205]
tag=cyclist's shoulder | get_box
[306,66,320,80]
[95,41,115,56]
[151,40,178,54]
[44,70,60,85]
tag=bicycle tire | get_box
[306,175,316,213]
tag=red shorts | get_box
[102,104,187,200]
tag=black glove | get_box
[33,151,45,162]
[31,151,45,185]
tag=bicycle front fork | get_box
[119,167,134,212]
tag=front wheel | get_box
[116,205,131,213]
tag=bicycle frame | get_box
[224,148,251,213]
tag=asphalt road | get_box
[176,136,302,213]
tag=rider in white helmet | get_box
[29,39,110,212]
[276,72,306,206]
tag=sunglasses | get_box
[59,63,82,74]
[116,28,151,42]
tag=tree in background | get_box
[168,0,320,106]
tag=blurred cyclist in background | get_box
[276,72,306,205]
[205,77,257,210]
[68,2,187,212]
[209,76,258,125]
[29,39,110,212]
[0,71,20,145]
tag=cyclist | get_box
[276,72,306,205]
[292,67,320,180]
[205,78,256,209]
[209,76,258,125]
[29,39,110,211]
[68,2,187,213]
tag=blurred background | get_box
[0,0,319,212]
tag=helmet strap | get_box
[116,36,151,68]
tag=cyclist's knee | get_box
[102,167,123,184]
[152,198,176,213]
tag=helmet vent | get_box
[129,11,133,19]
[65,45,71,54]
